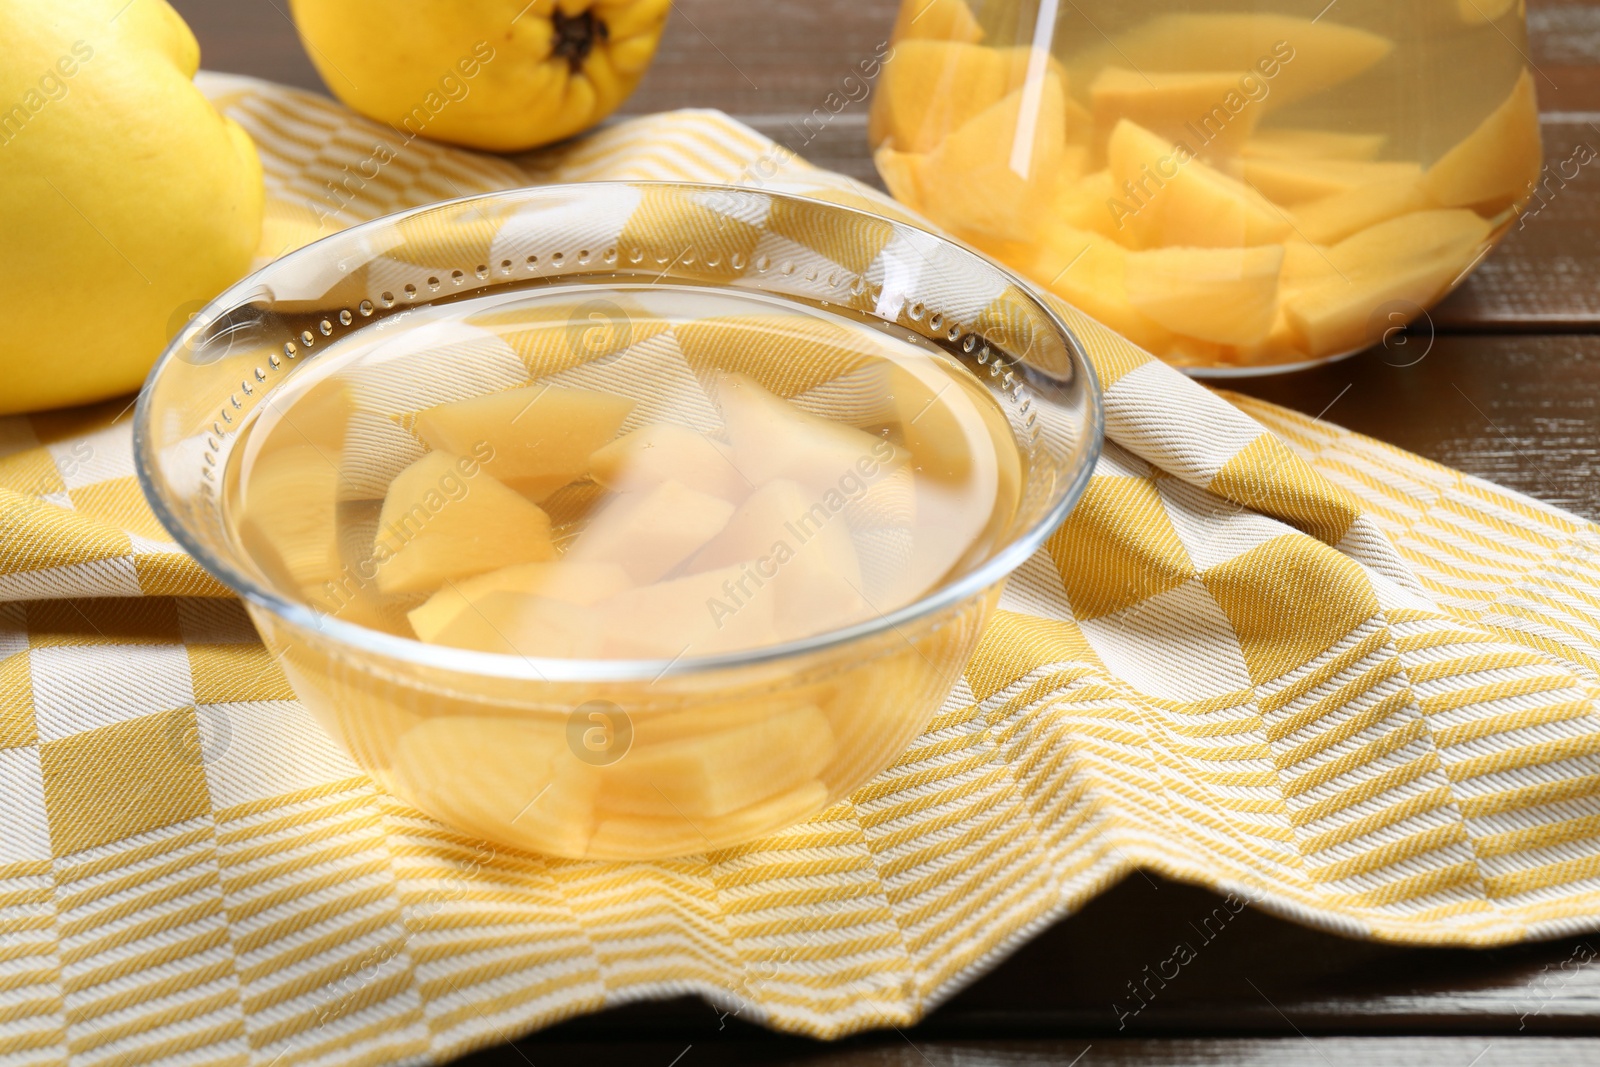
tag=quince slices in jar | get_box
[1093,14,1392,110]
[1237,158,1422,206]
[1284,209,1492,355]
[873,146,927,216]
[870,41,1045,155]
[1327,207,1493,272]
[1421,69,1541,214]
[1106,119,1290,249]
[1089,68,1262,156]
[1025,223,1175,352]
[915,76,1068,245]
[891,0,983,44]
[1051,169,1123,240]
[1292,177,1436,245]
[1125,245,1284,346]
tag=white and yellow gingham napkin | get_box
[3,73,1600,1066]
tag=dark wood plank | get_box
[168,0,903,113]
[471,874,1600,1050]
[170,0,324,91]
[464,1036,1600,1066]
[625,0,899,118]
[1226,334,1600,522]
[1434,118,1600,329]
[1439,0,1600,325]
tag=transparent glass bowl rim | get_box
[134,181,1105,683]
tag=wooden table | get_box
[173,1,1600,1062]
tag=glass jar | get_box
[870,0,1542,374]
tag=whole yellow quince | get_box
[288,0,671,152]
[0,0,263,415]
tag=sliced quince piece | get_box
[1284,254,1463,358]
[1243,128,1387,162]
[1026,223,1175,351]
[916,74,1068,244]
[1100,14,1393,110]
[1165,335,1232,368]
[587,422,749,502]
[412,384,635,501]
[598,563,779,659]
[1065,95,1095,149]
[892,0,984,43]
[871,42,1066,156]
[408,560,633,643]
[870,41,1025,154]
[1060,142,1091,182]
[236,444,343,593]
[599,704,834,819]
[1231,307,1307,366]
[1278,240,1341,296]
[1457,0,1517,25]
[1239,158,1422,205]
[689,479,861,583]
[1327,208,1493,276]
[1420,69,1541,213]
[626,687,830,749]
[886,366,978,484]
[1107,119,1291,248]
[907,472,1009,609]
[687,479,872,639]
[1054,169,1123,240]
[716,373,907,491]
[373,452,555,594]
[588,780,829,858]
[874,146,928,214]
[1293,177,1436,245]
[566,479,735,584]
[427,593,604,658]
[1089,67,1261,156]
[390,714,597,857]
[1125,245,1284,345]
[815,357,990,487]
[851,375,1009,612]
[254,377,354,458]
[1284,211,1492,356]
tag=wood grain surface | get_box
[167,1,1600,1063]
[462,1038,1600,1066]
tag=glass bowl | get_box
[871,0,1542,375]
[134,182,1102,860]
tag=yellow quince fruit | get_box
[289,0,672,152]
[0,0,264,415]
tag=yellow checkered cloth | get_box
[4,72,1600,1064]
